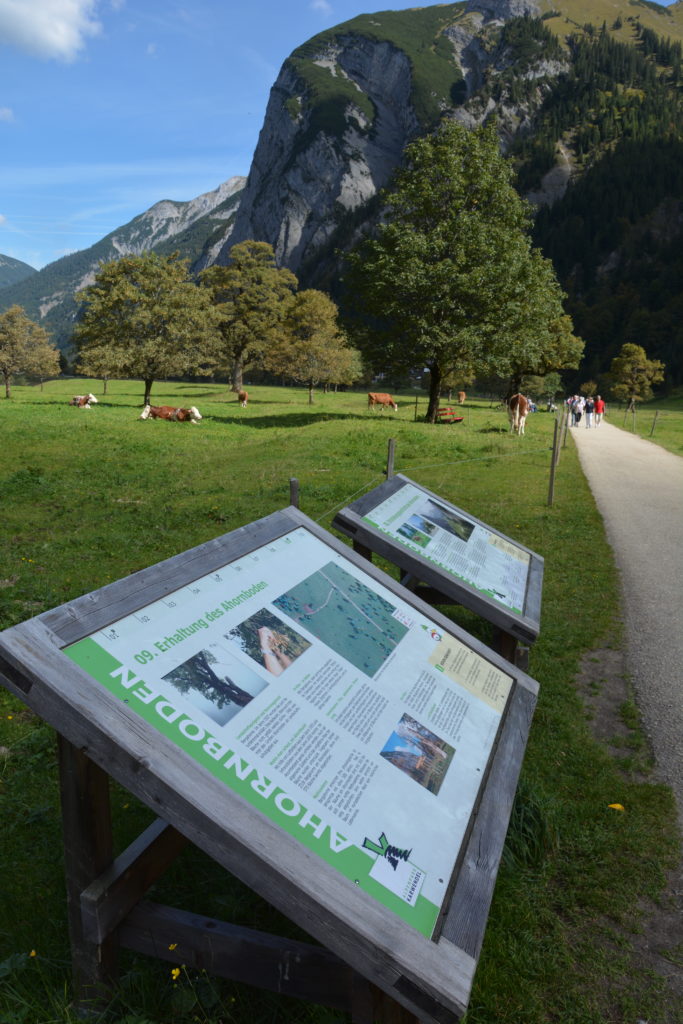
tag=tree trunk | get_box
[143,378,154,406]
[3,372,10,399]
[102,376,108,395]
[308,381,315,405]
[231,361,243,393]
[426,364,443,423]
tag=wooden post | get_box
[386,438,395,480]
[414,395,418,422]
[553,414,562,467]
[57,736,118,1014]
[650,411,659,437]
[547,418,559,507]
[289,477,300,509]
[632,407,636,433]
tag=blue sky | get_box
[0,1,678,270]
[1,0,427,270]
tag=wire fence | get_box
[312,434,558,524]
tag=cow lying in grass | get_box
[69,394,98,408]
[139,405,202,423]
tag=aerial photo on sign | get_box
[64,527,513,939]
[362,482,531,613]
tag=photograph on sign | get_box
[361,481,531,613]
[64,526,513,940]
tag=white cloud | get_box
[0,213,6,225]
[0,106,14,121]
[146,41,157,57]
[310,0,333,15]
[0,0,101,62]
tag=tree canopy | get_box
[74,252,218,405]
[199,241,297,392]
[0,305,60,399]
[609,343,665,407]
[344,118,577,420]
[263,289,361,403]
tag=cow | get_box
[69,393,98,408]
[457,391,466,405]
[508,393,529,436]
[237,390,248,407]
[139,405,202,423]
[368,392,398,412]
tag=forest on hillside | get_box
[508,18,683,388]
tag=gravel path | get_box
[570,419,683,829]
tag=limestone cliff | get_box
[219,1,561,280]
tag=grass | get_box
[611,392,683,457]
[0,378,681,1024]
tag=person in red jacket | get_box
[594,395,606,426]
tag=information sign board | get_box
[0,507,539,1022]
[332,475,543,645]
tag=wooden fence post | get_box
[554,413,562,467]
[650,411,659,437]
[414,396,418,422]
[547,419,559,507]
[386,439,395,480]
[289,477,300,509]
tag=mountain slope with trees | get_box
[1,0,682,386]
[0,255,36,291]
[0,178,245,352]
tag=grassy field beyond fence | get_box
[0,380,680,1024]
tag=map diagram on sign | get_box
[273,561,409,677]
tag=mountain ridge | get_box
[0,177,245,348]
[1,0,682,384]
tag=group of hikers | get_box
[566,394,606,428]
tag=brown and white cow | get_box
[508,393,529,435]
[139,405,202,423]
[368,392,398,412]
[69,393,98,408]
[237,390,248,407]
[457,391,466,405]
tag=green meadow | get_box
[0,379,680,1024]
[613,393,683,458]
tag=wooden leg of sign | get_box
[493,629,529,672]
[57,735,118,1014]
[353,540,374,562]
[351,978,422,1024]
[494,628,517,666]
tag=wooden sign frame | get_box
[0,507,538,1023]
[332,475,544,650]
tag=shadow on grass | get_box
[209,411,364,428]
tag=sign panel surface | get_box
[361,481,531,614]
[64,526,513,939]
